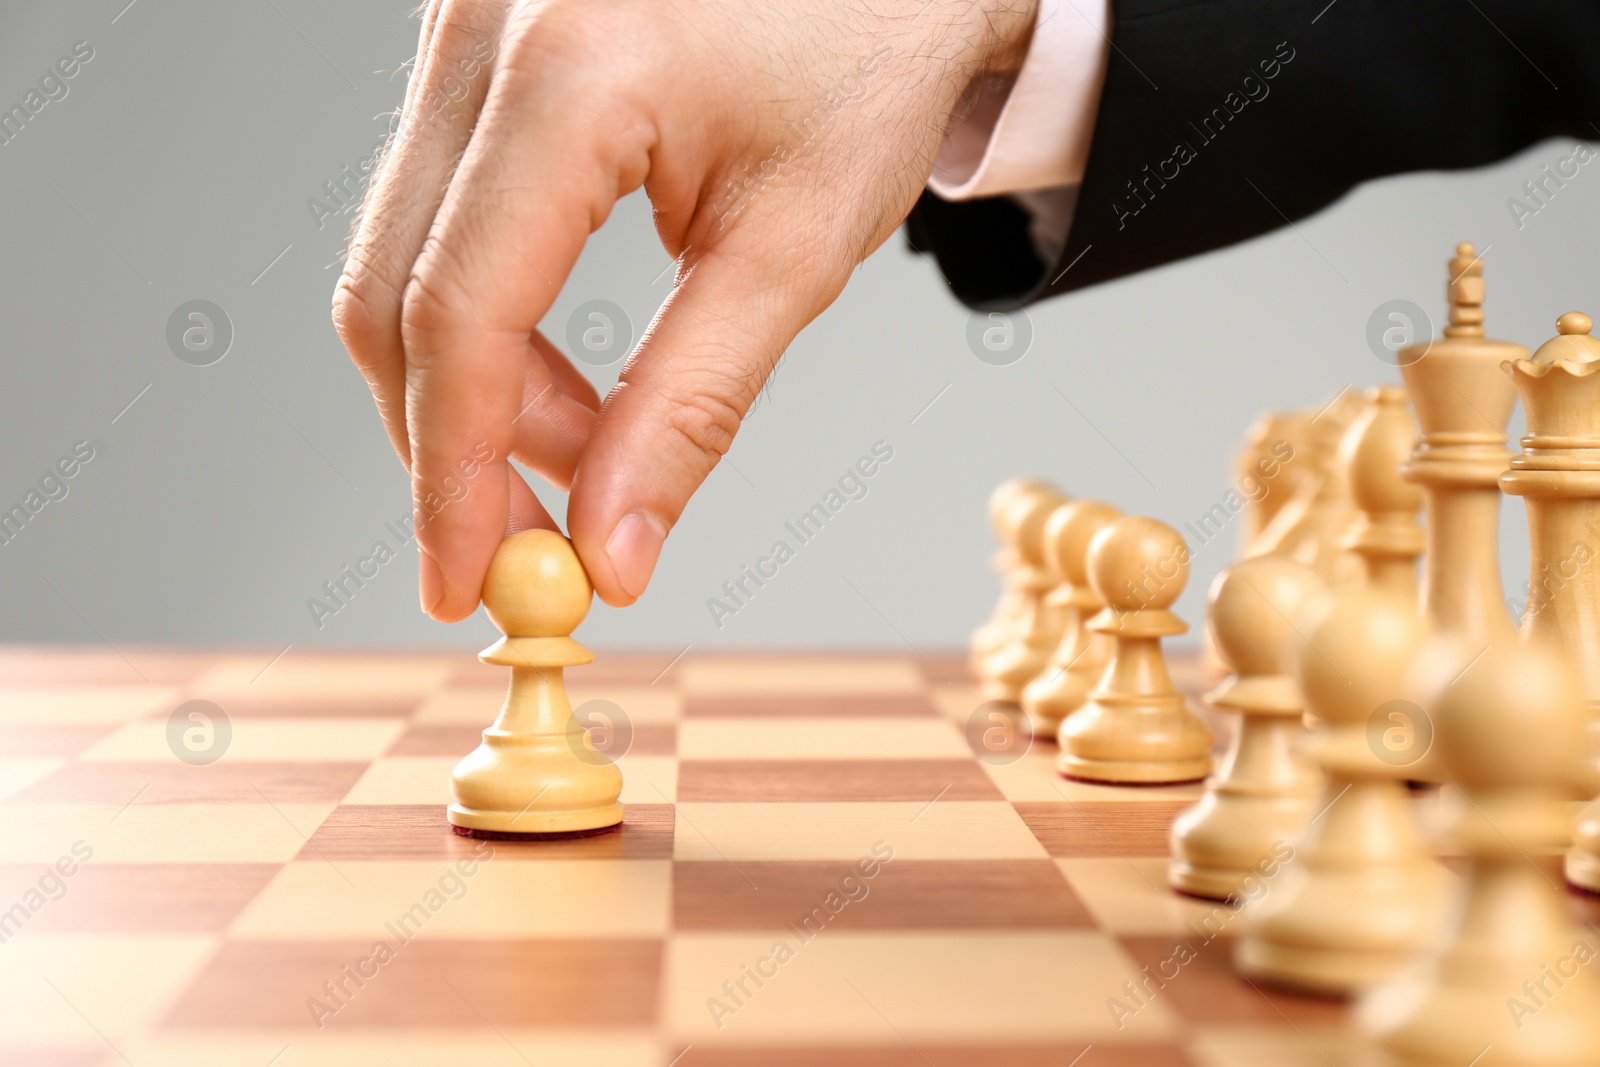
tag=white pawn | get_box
[980,484,1070,704]
[1021,499,1123,740]
[1169,555,1326,900]
[1057,516,1213,784]
[1235,587,1446,994]
[972,482,1067,675]
[970,479,1057,668]
[449,530,623,835]
[1361,640,1600,1065]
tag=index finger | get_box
[400,24,656,620]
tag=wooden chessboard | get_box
[0,645,1383,1067]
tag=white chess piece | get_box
[1169,555,1326,900]
[449,530,623,835]
[1057,516,1212,784]
[1021,499,1122,740]
[1235,587,1446,994]
[1361,639,1600,1065]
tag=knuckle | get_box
[331,265,391,367]
[399,244,472,355]
[658,378,748,468]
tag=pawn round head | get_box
[1003,483,1069,567]
[1293,587,1425,727]
[1043,500,1124,585]
[1432,639,1586,793]
[988,478,1053,536]
[1207,555,1327,677]
[480,529,593,638]
[1087,516,1189,612]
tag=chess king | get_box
[1398,242,1524,646]
[448,529,624,835]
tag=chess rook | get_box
[1339,386,1423,600]
[448,530,624,835]
[1234,587,1445,995]
[1021,499,1123,741]
[1057,516,1213,784]
[1169,555,1326,901]
[1500,312,1600,890]
[1399,242,1525,644]
[1360,641,1600,1066]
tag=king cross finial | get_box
[1445,241,1486,339]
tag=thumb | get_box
[567,247,845,606]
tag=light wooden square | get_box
[678,717,965,760]
[0,933,217,1043]
[0,685,179,726]
[982,751,1206,803]
[662,930,1181,1042]
[342,757,452,804]
[192,656,451,699]
[78,717,406,763]
[617,754,677,804]
[678,658,925,695]
[0,757,66,801]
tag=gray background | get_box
[0,0,1588,652]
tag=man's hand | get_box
[332,0,1037,619]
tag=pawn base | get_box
[448,727,624,837]
[450,818,623,841]
[1233,938,1377,998]
[448,801,624,835]
[1564,846,1600,894]
[1057,751,1210,785]
[1020,667,1094,744]
[1168,860,1253,902]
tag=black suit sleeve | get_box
[904,0,1600,309]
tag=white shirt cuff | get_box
[928,0,1111,200]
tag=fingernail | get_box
[419,551,445,616]
[605,511,667,599]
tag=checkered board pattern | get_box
[0,646,1396,1067]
